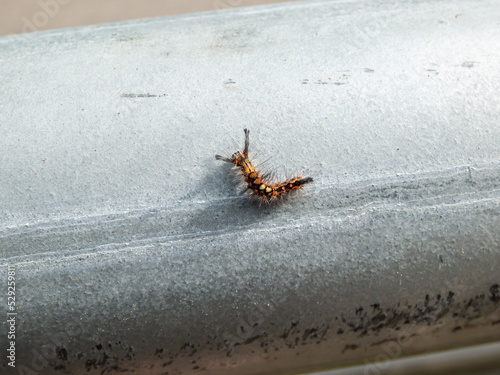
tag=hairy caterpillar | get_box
[215,129,313,202]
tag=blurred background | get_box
[0,0,298,37]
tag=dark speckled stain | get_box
[342,344,359,353]
[301,78,347,85]
[45,284,499,373]
[490,284,500,302]
[56,346,68,360]
[302,327,318,341]
[215,284,499,358]
[462,61,478,68]
[154,347,164,357]
[180,342,197,357]
[81,343,136,373]
[240,334,265,345]
[281,319,299,339]
[121,93,167,98]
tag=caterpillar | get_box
[215,129,313,202]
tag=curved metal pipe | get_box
[1,0,499,374]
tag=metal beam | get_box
[1,0,499,374]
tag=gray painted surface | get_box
[1,0,499,374]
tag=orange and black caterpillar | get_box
[215,129,313,201]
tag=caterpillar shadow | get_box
[185,164,296,235]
